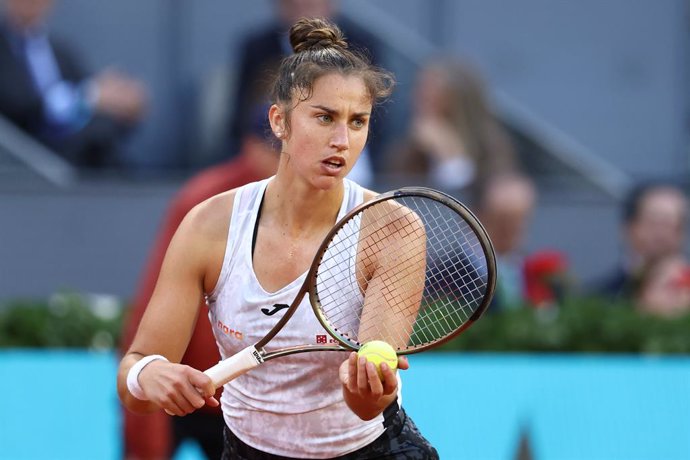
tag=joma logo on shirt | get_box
[261,303,289,316]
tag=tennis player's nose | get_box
[330,124,349,151]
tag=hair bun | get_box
[289,17,348,53]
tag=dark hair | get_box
[271,17,394,132]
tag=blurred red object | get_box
[670,265,690,289]
[523,250,569,307]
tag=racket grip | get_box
[204,345,264,388]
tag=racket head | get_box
[307,187,496,354]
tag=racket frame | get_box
[204,187,496,387]
[310,186,496,354]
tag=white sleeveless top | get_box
[206,177,400,458]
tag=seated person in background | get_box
[596,182,690,316]
[120,107,279,460]
[228,0,381,185]
[478,173,569,310]
[386,58,518,195]
[0,0,146,169]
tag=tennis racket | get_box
[204,186,496,388]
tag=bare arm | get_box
[117,193,232,415]
[340,199,426,420]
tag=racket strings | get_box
[314,194,490,352]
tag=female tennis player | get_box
[117,17,439,459]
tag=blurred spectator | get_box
[227,0,382,184]
[386,58,517,195]
[478,173,569,311]
[120,106,279,460]
[595,182,690,316]
[0,0,146,169]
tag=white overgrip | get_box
[204,345,264,388]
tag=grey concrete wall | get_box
[0,182,176,300]
[0,181,623,301]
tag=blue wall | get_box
[2,351,690,460]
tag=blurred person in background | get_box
[595,182,690,316]
[0,0,146,169]
[120,106,279,459]
[478,173,570,311]
[386,58,518,196]
[227,0,382,185]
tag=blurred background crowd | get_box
[1,0,689,459]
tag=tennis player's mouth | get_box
[322,156,345,173]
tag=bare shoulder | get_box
[362,188,379,203]
[180,189,237,241]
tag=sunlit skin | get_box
[117,71,408,421]
[269,73,372,192]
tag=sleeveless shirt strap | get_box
[251,191,266,257]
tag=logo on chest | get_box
[216,319,244,341]
[261,303,289,316]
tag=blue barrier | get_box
[0,350,119,460]
[1,351,689,459]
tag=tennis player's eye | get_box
[351,118,366,129]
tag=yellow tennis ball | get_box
[357,340,398,379]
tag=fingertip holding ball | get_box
[357,340,398,379]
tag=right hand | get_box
[137,360,219,416]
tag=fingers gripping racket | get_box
[204,186,496,388]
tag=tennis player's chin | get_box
[312,164,348,187]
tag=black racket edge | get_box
[399,186,498,324]
[307,186,498,356]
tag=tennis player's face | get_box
[284,73,372,188]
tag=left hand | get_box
[339,352,409,402]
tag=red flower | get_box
[523,250,568,307]
[670,265,690,289]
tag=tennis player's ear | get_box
[269,104,287,140]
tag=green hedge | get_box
[2,294,690,353]
[0,293,124,349]
[440,297,690,354]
